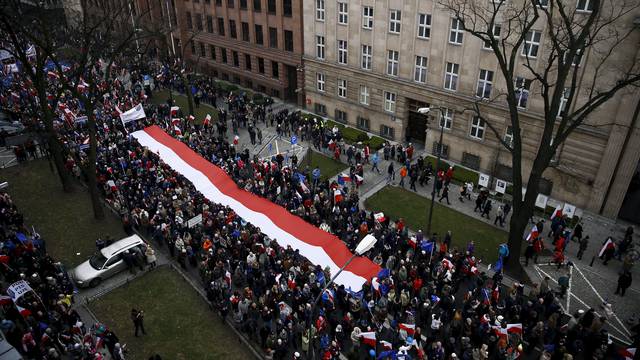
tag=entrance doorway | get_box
[406,99,429,143]
[618,160,640,224]
[285,65,298,104]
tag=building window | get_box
[504,126,513,146]
[221,47,228,63]
[199,42,206,57]
[245,54,252,70]
[433,142,449,158]
[449,18,464,45]
[209,45,216,60]
[440,108,453,129]
[361,44,372,70]
[283,0,292,16]
[316,36,325,59]
[240,0,247,9]
[359,85,369,105]
[362,6,373,29]
[389,10,401,33]
[255,25,264,45]
[190,40,196,55]
[335,109,348,123]
[558,88,570,118]
[215,0,222,5]
[417,13,431,39]
[314,103,327,115]
[267,0,276,13]
[338,2,348,25]
[461,152,481,170]
[380,125,395,139]
[515,77,531,109]
[316,73,325,92]
[469,116,485,140]
[217,18,225,36]
[576,0,593,12]
[196,13,204,30]
[386,50,399,76]
[269,27,278,48]
[186,11,193,29]
[483,23,501,50]
[384,91,396,113]
[206,15,213,33]
[242,22,250,41]
[253,0,261,11]
[337,40,348,65]
[414,56,428,83]
[444,62,459,91]
[316,0,324,20]
[337,79,347,98]
[357,117,370,130]
[522,30,541,58]
[232,51,239,66]
[272,61,279,78]
[228,0,234,7]
[563,47,584,67]
[229,20,237,38]
[476,69,494,99]
[536,0,548,7]
[284,30,294,51]
[258,57,265,73]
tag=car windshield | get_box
[89,252,108,270]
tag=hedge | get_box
[424,155,480,185]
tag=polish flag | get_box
[77,79,89,92]
[203,114,211,126]
[47,71,59,79]
[131,126,380,291]
[106,180,117,191]
[170,106,180,116]
[10,92,20,102]
[187,115,195,122]
[0,295,12,305]
[355,174,364,185]
[506,323,523,334]
[374,212,386,223]
[526,225,539,242]
[233,135,239,145]
[441,258,454,270]
[408,236,417,249]
[598,238,615,257]
[380,340,393,350]
[174,125,182,136]
[399,323,415,336]
[359,332,376,347]
[171,118,181,126]
[550,205,563,220]
[333,189,343,203]
[225,270,232,286]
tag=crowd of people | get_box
[0,56,638,360]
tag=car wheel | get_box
[89,278,102,287]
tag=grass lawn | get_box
[0,160,126,267]
[150,89,219,124]
[90,268,254,360]
[301,150,348,181]
[365,186,508,263]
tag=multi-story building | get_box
[142,0,305,105]
[302,0,640,221]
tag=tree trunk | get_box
[86,109,105,220]
[183,75,194,116]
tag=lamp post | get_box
[417,107,445,238]
[307,234,378,359]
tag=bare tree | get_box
[438,0,640,268]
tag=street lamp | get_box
[418,107,446,238]
[307,234,378,359]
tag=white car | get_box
[71,235,146,288]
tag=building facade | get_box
[143,0,305,105]
[301,0,640,220]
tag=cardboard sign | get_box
[7,280,32,301]
[495,179,507,194]
[187,214,203,228]
[562,203,576,219]
[478,173,490,188]
[535,194,548,209]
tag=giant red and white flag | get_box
[132,126,380,291]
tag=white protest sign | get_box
[187,214,203,228]
[495,179,507,194]
[7,280,33,301]
[535,194,548,209]
[562,203,576,219]
[478,173,490,188]
[119,103,146,124]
